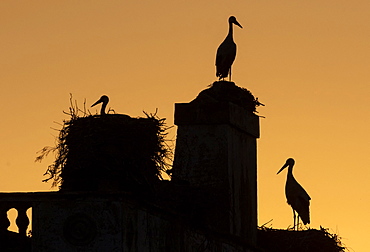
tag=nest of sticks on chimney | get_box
[192,81,264,114]
[257,226,346,252]
[37,98,172,193]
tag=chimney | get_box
[171,81,259,245]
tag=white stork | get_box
[215,16,243,81]
[91,95,109,115]
[277,158,311,230]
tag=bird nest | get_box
[36,98,172,192]
[257,226,346,252]
[191,81,264,114]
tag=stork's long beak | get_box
[277,163,288,175]
[235,21,243,29]
[91,99,102,107]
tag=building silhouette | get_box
[0,82,344,252]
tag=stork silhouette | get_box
[277,158,311,230]
[215,16,242,81]
[91,95,109,115]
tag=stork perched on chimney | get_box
[215,16,243,81]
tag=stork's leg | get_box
[292,208,296,230]
[229,67,232,81]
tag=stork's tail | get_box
[297,201,310,225]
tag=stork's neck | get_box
[101,103,107,115]
[227,21,234,41]
[287,165,294,179]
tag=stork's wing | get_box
[215,41,237,78]
[286,180,311,225]
[296,195,310,224]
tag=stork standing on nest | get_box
[277,158,311,230]
[215,16,243,81]
[91,95,109,115]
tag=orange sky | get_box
[1,1,370,250]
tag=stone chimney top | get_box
[172,81,260,245]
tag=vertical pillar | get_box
[171,82,259,245]
[0,205,10,234]
[16,204,30,237]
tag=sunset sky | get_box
[1,1,370,250]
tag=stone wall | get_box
[31,193,259,251]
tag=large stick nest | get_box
[191,81,264,114]
[37,98,172,192]
[257,226,346,252]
